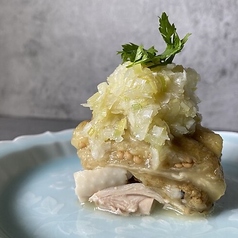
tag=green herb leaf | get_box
[117,12,191,68]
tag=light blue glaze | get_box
[0,130,238,238]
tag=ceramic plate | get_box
[0,130,238,238]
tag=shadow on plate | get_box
[212,160,238,216]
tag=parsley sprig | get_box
[117,12,191,68]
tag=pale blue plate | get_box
[0,130,238,238]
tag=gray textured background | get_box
[0,0,237,131]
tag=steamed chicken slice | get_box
[89,183,191,215]
[89,183,163,215]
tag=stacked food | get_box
[71,13,226,216]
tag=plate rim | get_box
[0,128,73,143]
[0,129,74,156]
